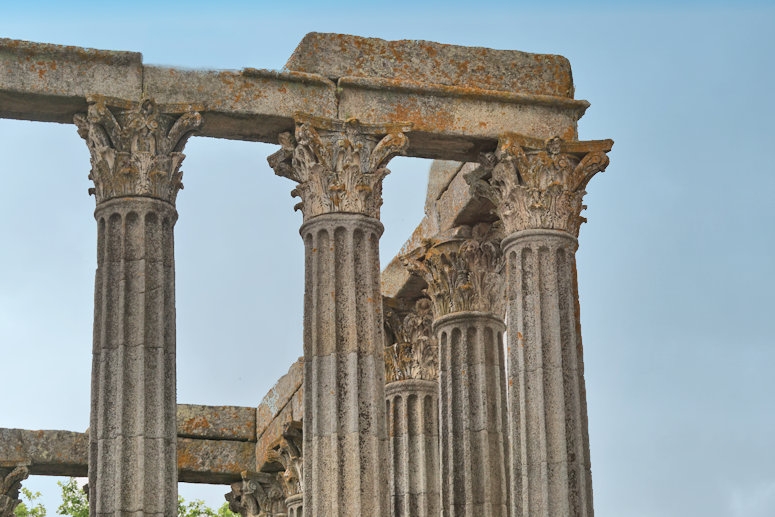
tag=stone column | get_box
[404,224,510,517]
[466,135,612,517]
[0,466,28,517]
[268,115,410,517]
[384,298,440,517]
[75,97,202,516]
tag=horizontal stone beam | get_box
[0,428,256,484]
[0,404,259,483]
[1,36,590,163]
[0,429,88,477]
[177,404,257,442]
[177,437,256,484]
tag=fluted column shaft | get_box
[301,213,389,516]
[503,230,591,516]
[386,379,440,517]
[91,198,178,516]
[285,494,303,517]
[436,312,509,517]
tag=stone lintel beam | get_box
[1,403,259,482]
[1,36,590,162]
[177,404,257,442]
[286,32,577,98]
[0,429,88,477]
[0,428,256,484]
[0,38,142,123]
[142,66,338,143]
[177,438,256,484]
[337,75,588,160]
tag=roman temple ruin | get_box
[0,32,613,516]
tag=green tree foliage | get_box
[56,479,88,517]
[14,479,238,517]
[178,496,237,517]
[13,488,46,517]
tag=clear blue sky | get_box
[1,2,774,515]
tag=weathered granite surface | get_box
[0,33,588,161]
[256,360,304,467]
[285,33,575,97]
[0,429,88,477]
[0,403,259,484]
[178,404,257,442]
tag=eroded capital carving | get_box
[263,421,303,501]
[465,134,612,236]
[268,114,410,220]
[0,466,29,517]
[74,96,203,205]
[384,297,438,382]
[226,471,286,517]
[402,223,505,319]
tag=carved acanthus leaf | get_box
[226,471,286,517]
[402,223,505,318]
[267,115,411,220]
[0,466,29,517]
[384,297,438,382]
[74,96,203,205]
[465,135,612,236]
[263,421,303,499]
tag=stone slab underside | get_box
[0,404,259,484]
[0,34,589,162]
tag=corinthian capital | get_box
[263,421,303,499]
[226,471,286,517]
[74,96,203,205]
[267,114,410,220]
[465,134,613,236]
[384,297,437,382]
[402,223,505,319]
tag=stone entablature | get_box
[0,34,589,162]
